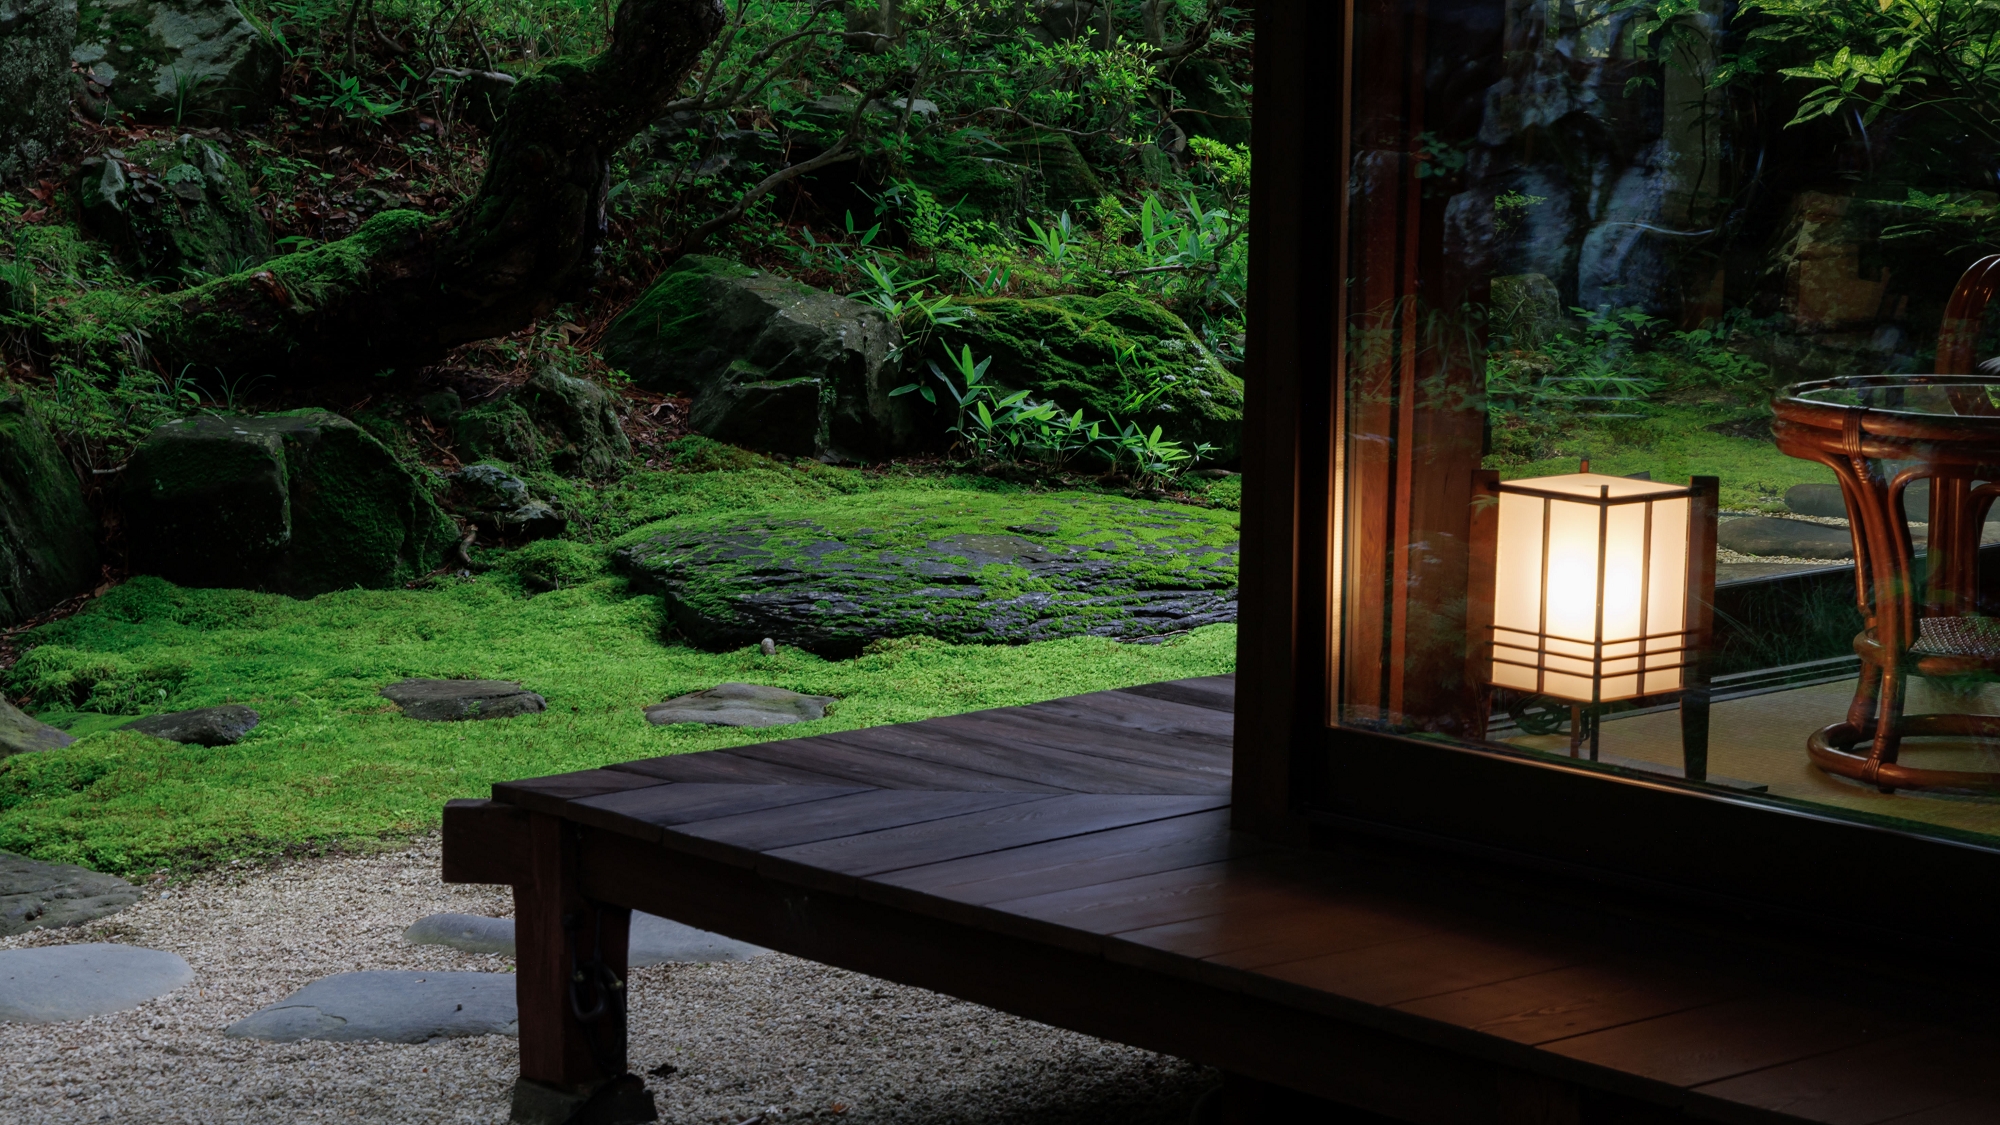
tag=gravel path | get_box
[0,840,1213,1124]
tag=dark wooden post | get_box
[1465,470,1502,741]
[1680,476,1719,783]
[511,812,654,1125]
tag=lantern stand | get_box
[1465,470,1719,782]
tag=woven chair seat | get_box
[1911,615,2000,659]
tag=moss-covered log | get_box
[131,0,726,381]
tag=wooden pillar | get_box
[512,813,654,1124]
[1680,476,1719,783]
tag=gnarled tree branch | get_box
[142,0,728,382]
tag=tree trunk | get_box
[140,0,727,383]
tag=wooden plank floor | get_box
[455,676,2000,1125]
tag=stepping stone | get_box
[380,679,546,721]
[224,970,518,1043]
[643,683,835,728]
[0,699,72,758]
[404,911,768,966]
[118,705,260,746]
[0,944,193,1022]
[1786,480,2000,522]
[1718,517,1855,560]
[1,853,140,936]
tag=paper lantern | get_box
[1484,473,1698,705]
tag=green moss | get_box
[614,487,1239,652]
[493,539,608,591]
[0,574,1235,876]
[1487,404,1835,511]
[936,293,1245,458]
[272,412,457,593]
[600,254,765,380]
[8,646,192,714]
[74,137,272,282]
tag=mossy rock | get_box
[454,369,631,478]
[0,398,98,628]
[0,0,78,181]
[601,256,910,460]
[72,0,280,125]
[124,411,457,597]
[1003,130,1105,209]
[611,490,1238,656]
[76,135,271,282]
[928,294,1244,459]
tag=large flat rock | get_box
[613,490,1238,656]
[404,912,768,966]
[1,853,140,936]
[224,971,518,1043]
[0,944,193,1022]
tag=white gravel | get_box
[0,839,1212,1124]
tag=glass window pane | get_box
[1336,0,2000,844]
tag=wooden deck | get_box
[445,676,2000,1125]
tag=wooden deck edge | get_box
[570,823,1820,1125]
[441,798,530,884]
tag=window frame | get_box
[1233,0,2000,957]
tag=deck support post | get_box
[511,812,655,1125]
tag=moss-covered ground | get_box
[0,463,1238,878]
[1488,403,1834,511]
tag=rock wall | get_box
[0,397,98,627]
[73,0,279,125]
[0,0,77,181]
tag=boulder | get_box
[643,682,835,727]
[0,0,77,181]
[515,367,630,478]
[1718,516,1855,560]
[124,411,457,597]
[72,0,281,125]
[76,135,271,281]
[379,678,545,721]
[927,293,1244,459]
[1,852,139,935]
[613,490,1239,656]
[452,370,630,478]
[0,699,74,758]
[0,943,193,1022]
[601,256,909,460]
[0,397,98,627]
[452,464,565,539]
[224,970,517,1043]
[118,704,258,745]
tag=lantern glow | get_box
[1486,473,1695,704]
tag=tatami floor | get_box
[1511,678,2000,840]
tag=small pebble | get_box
[761,637,777,656]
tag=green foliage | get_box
[8,647,193,714]
[896,342,1215,481]
[1742,0,2000,148]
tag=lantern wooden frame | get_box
[1466,470,1719,776]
